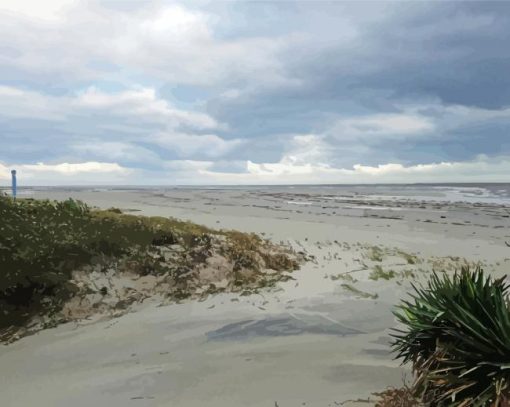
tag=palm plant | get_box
[392,267,510,406]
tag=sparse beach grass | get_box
[369,265,396,280]
[362,245,421,266]
[341,283,379,300]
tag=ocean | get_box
[3,183,510,205]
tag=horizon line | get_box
[1,182,510,189]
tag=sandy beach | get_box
[1,185,509,406]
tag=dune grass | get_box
[0,195,298,334]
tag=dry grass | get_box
[374,386,421,407]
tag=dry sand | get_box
[1,186,509,406]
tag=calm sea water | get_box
[275,183,510,205]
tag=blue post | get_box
[11,170,16,200]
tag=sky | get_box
[0,0,509,185]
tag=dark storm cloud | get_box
[205,1,510,167]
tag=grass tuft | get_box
[374,385,421,407]
[366,245,384,262]
[341,283,378,300]
[369,265,396,281]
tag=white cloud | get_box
[407,100,510,131]
[2,155,510,186]
[198,155,510,184]
[302,101,510,167]
[0,85,218,130]
[0,86,65,120]
[0,1,294,87]
[70,142,161,163]
[74,87,219,129]
[0,84,245,162]
[280,134,333,166]
[0,0,72,22]
[0,161,131,184]
[163,160,214,171]
[151,132,243,158]
[101,4,294,86]
[21,161,128,174]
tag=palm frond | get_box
[392,267,510,406]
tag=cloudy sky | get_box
[0,0,509,185]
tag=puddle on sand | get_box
[206,314,363,341]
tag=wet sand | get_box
[1,186,509,406]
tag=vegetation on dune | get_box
[362,244,421,267]
[397,250,419,265]
[369,265,396,281]
[365,245,385,262]
[0,195,299,338]
[341,283,378,300]
[390,267,510,406]
[369,265,416,282]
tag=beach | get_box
[1,185,509,406]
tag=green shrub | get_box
[392,267,510,406]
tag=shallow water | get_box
[6,183,510,205]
